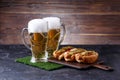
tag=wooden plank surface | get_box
[0,0,120,44]
[0,1,120,15]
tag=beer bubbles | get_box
[28,19,48,63]
[21,17,65,63]
[43,17,61,57]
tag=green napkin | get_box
[15,56,63,71]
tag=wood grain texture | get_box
[0,0,120,44]
[0,1,120,15]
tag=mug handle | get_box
[59,23,66,44]
[21,28,31,50]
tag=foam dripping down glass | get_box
[21,19,48,63]
[43,17,66,57]
[21,17,66,63]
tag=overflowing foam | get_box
[28,19,48,33]
[43,17,61,29]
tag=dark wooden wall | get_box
[0,0,120,45]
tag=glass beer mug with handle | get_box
[21,19,48,63]
[43,17,66,57]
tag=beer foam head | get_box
[43,17,61,29]
[28,19,47,33]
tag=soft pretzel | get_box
[53,46,74,59]
[75,51,98,63]
[52,46,99,64]
[64,48,86,61]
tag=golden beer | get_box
[22,18,65,62]
[47,29,60,57]
[30,32,47,61]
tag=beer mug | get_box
[21,19,48,63]
[43,17,66,57]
